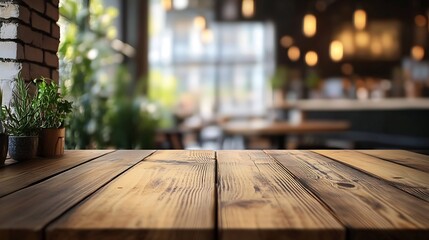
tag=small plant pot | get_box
[9,136,38,161]
[38,128,65,158]
[0,133,8,164]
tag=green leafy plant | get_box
[34,78,73,129]
[2,79,40,136]
[59,0,160,149]
[270,66,288,90]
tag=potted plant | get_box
[0,89,8,164]
[2,78,40,161]
[35,78,72,158]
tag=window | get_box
[149,0,275,120]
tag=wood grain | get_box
[47,150,215,240]
[217,150,344,240]
[267,150,429,240]
[358,150,429,173]
[0,150,114,197]
[0,150,154,240]
[145,149,215,162]
[313,150,429,202]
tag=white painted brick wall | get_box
[0,62,21,104]
[0,2,20,105]
[0,22,18,39]
[0,80,15,106]
[0,42,18,59]
[0,2,19,19]
[0,62,21,80]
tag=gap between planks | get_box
[267,150,429,240]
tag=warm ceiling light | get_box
[303,14,317,37]
[194,16,206,30]
[305,51,318,66]
[330,40,344,62]
[288,46,300,61]
[415,15,427,27]
[280,36,294,48]
[242,0,255,18]
[338,30,355,55]
[354,9,367,30]
[370,40,383,56]
[173,0,189,10]
[411,45,425,61]
[201,28,214,44]
[162,0,172,11]
[355,31,370,48]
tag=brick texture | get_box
[25,45,44,63]
[51,22,60,39]
[0,0,60,104]
[30,63,50,80]
[18,5,30,23]
[44,51,59,68]
[32,12,51,33]
[42,35,60,52]
[23,0,45,14]
[45,3,59,21]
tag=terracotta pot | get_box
[9,136,38,161]
[0,133,8,164]
[38,128,65,158]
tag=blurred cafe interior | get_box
[59,0,429,150]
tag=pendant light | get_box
[354,9,367,30]
[242,0,255,18]
[330,40,344,62]
[305,51,318,66]
[303,14,317,37]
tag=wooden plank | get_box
[358,150,429,173]
[47,150,215,240]
[0,150,114,197]
[313,150,429,202]
[145,149,215,162]
[217,150,344,240]
[0,150,154,240]
[267,150,429,240]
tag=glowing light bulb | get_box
[354,9,367,30]
[303,14,317,37]
[173,0,188,10]
[305,51,318,66]
[242,0,255,18]
[201,28,214,44]
[288,46,300,61]
[330,40,344,62]
[411,45,425,61]
[194,16,206,30]
[415,15,427,27]
[162,0,172,11]
[280,35,294,48]
[355,31,370,48]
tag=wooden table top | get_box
[221,120,350,136]
[0,150,428,240]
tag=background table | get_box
[221,120,350,148]
[0,150,428,240]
